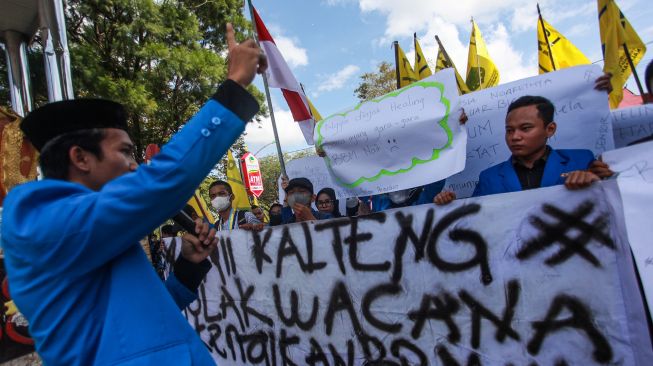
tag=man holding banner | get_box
[0,24,265,365]
[436,95,612,203]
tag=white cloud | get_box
[265,24,309,68]
[510,6,537,33]
[358,0,525,41]
[244,100,310,156]
[566,23,592,38]
[358,1,537,86]
[317,65,361,93]
[485,23,535,83]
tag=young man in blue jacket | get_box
[435,95,604,204]
[1,24,265,365]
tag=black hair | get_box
[209,179,233,195]
[506,95,555,125]
[269,203,283,212]
[645,60,653,94]
[39,128,106,180]
[161,224,176,236]
[316,187,342,217]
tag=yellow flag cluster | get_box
[537,18,590,73]
[466,20,500,91]
[598,0,647,108]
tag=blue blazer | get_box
[366,179,446,212]
[1,99,246,365]
[472,148,595,197]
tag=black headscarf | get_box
[316,187,342,217]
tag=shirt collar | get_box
[512,145,551,168]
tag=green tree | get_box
[353,61,396,102]
[65,0,265,161]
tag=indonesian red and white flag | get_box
[252,7,315,144]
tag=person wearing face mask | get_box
[208,180,262,231]
[268,203,284,226]
[281,177,331,224]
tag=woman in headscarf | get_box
[315,187,342,218]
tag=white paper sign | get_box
[611,104,653,148]
[315,69,466,195]
[445,65,614,198]
[603,141,653,319]
[165,184,651,365]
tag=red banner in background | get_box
[1,258,35,362]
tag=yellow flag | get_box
[394,42,418,88]
[466,20,500,91]
[598,0,647,108]
[435,37,471,94]
[306,97,323,121]
[186,189,215,223]
[414,34,432,80]
[538,18,590,74]
[227,150,252,211]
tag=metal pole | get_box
[247,0,287,177]
[471,18,482,90]
[393,41,401,89]
[537,4,557,72]
[622,44,646,101]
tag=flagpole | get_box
[471,17,482,90]
[622,44,646,100]
[537,3,557,71]
[247,0,288,178]
[393,41,401,89]
[436,35,467,94]
[435,36,454,68]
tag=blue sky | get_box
[243,0,653,156]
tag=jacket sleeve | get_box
[5,82,258,276]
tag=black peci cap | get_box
[284,177,314,194]
[20,99,129,151]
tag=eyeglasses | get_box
[317,199,333,207]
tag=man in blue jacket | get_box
[435,95,601,204]
[1,24,265,365]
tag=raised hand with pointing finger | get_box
[226,23,267,88]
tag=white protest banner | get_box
[445,65,614,198]
[611,104,653,148]
[603,140,653,319]
[315,68,465,196]
[164,184,651,365]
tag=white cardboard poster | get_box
[603,140,653,319]
[314,69,466,196]
[610,104,653,148]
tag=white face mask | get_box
[211,195,231,212]
[287,192,312,207]
[388,189,411,204]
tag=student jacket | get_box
[472,148,595,197]
[1,81,258,365]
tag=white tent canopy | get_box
[1,0,73,116]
